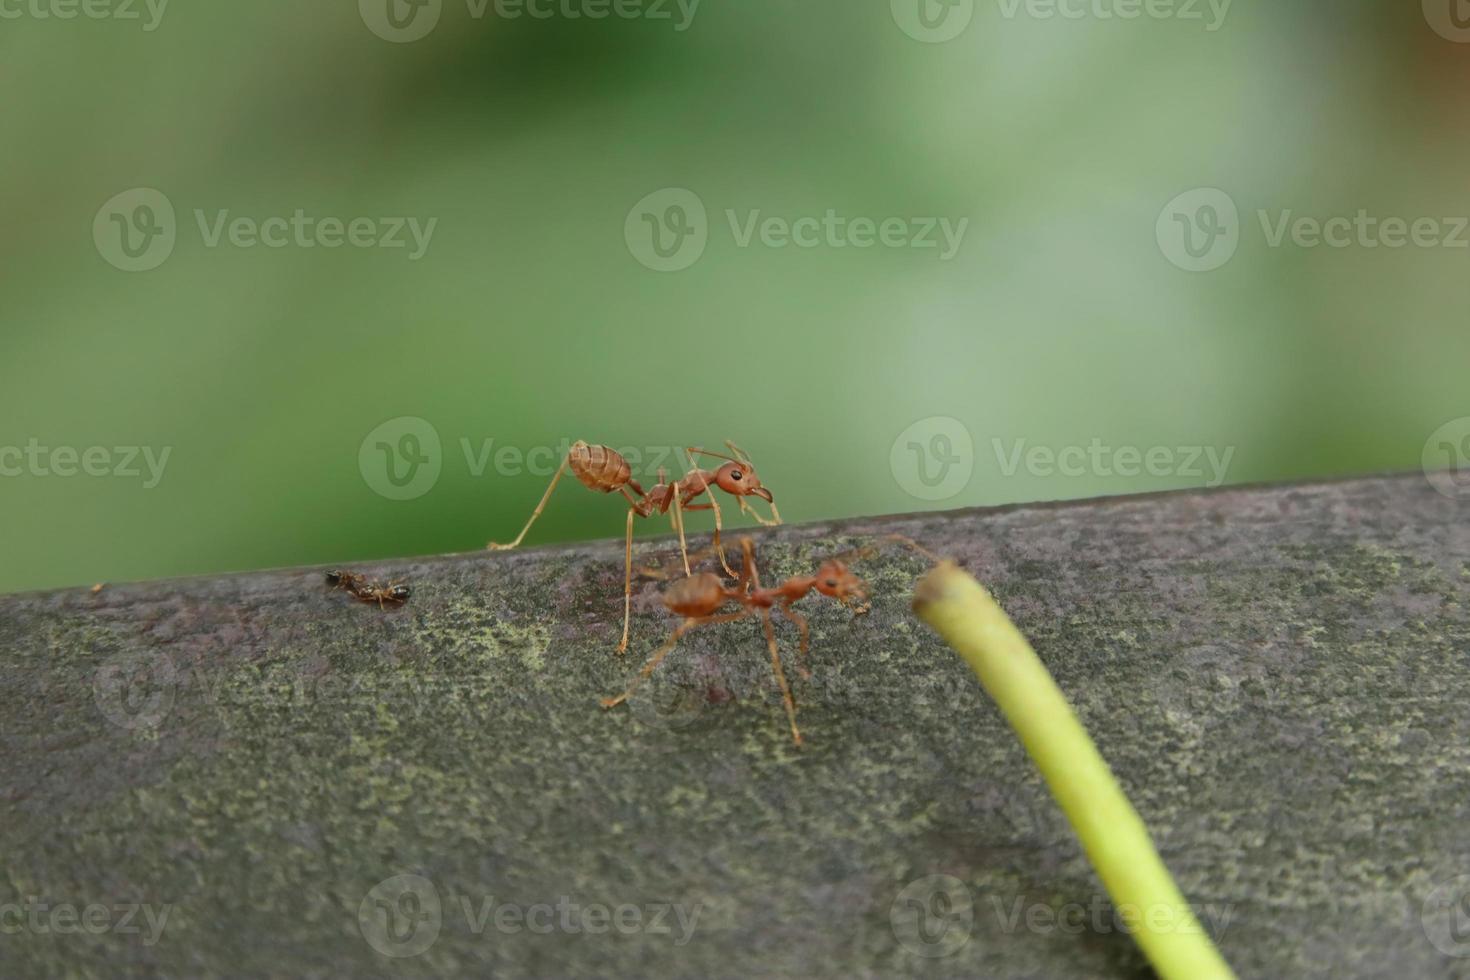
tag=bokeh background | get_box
[2,1,1467,596]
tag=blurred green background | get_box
[2,1,1467,595]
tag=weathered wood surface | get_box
[2,475,1468,979]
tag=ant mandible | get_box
[488,441,780,654]
[600,537,869,746]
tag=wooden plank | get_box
[2,474,1467,978]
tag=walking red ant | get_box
[488,441,780,653]
[600,537,872,746]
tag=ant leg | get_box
[624,488,705,579]
[758,609,802,746]
[738,497,782,527]
[619,508,635,655]
[488,454,570,550]
[601,612,749,709]
[637,544,717,581]
[883,533,942,562]
[637,557,679,581]
[740,535,761,590]
[681,503,737,580]
[780,600,812,679]
[671,485,692,577]
[602,620,689,709]
[682,449,737,578]
[706,494,737,577]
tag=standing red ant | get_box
[600,538,870,746]
[488,441,780,653]
[325,570,412,609]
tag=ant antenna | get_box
[724,441,754,465]
[687,446,741,465]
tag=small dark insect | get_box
[325,569,368,592]
[355,583,413,608]
[325,570,411,609]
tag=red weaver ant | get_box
[599,537,871,746]
[488,441,780,653]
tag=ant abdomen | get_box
[569,441,632,494]
[662,573,729,618]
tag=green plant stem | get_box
[912,561,1235,980]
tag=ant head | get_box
[713,461,773,503]
[388,585,412,602]
[813,560,870,612]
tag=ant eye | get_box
[730,469,744,481]
[825,579,838,588]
